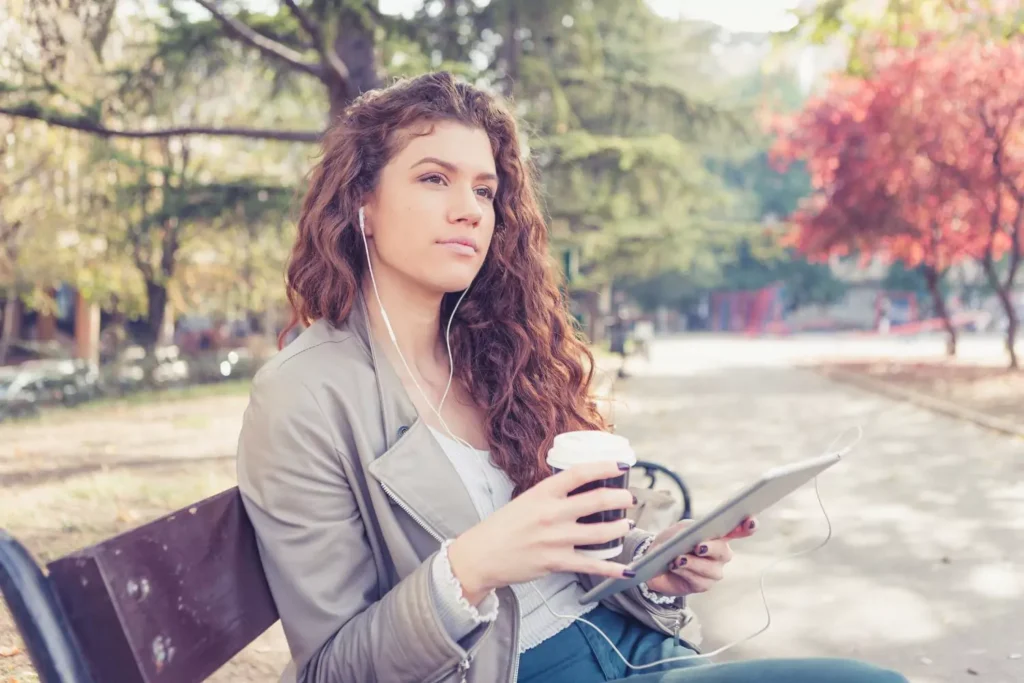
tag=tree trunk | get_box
[501,2,521,96]
[923,266,957,356]
[142,279,169,385]
[327,11,379,119]
[994,283,1019,369]
[0,295,16,365]
[981,258,1020,369]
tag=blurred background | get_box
[1,0,1023,408]
[1,1,1023,682]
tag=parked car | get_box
[0,357,104,420]
[98,344,190,395]
[0,367,41,421]
[185,347,260,384]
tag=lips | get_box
[438,238,478,253]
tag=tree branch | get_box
[279,0,351,84]
[280,0,321,47]
[191,0,324,79]
[0,103,321,142]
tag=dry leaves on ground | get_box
[827,361,1023,425]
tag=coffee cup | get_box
[546,430,637,560]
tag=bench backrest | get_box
[46,487,279,683]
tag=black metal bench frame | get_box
[634,460,693,521]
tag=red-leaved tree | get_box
[772,33,1024,367]
[920,37,1024,368]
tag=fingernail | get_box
[747,519,757,531]
[631,494,638,505]
[628,520,637,529]
[671,557,687,569]
[623,569,637,578]
[618,463,631,471]
[697,544,709,556]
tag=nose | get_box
[448,184,483,227]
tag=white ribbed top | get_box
[428,427,598,652]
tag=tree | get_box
[511,1,743,289]
[0,119,77,363]
[771,39,982,355]
[2,0,748,349]
[0,0,380,140]
[921,36,1024,367]
[1,0,313,355]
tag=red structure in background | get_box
[709,284,786,334]
[709,286,924,335]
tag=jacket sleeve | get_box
[236,368,472,683]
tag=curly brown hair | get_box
[280,71,607,495]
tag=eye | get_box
[420,173,448,186]
[475,186,496,200]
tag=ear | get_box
[358,204,375,237]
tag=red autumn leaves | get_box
[771,34,1024,366]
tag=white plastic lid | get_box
[546,430,636,469]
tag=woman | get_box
[236,72,906,683]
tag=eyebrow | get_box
[411,156,498,182]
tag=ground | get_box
[617,335,1024,683]
[2,334,1022,682]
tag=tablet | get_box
[578,445,852,604]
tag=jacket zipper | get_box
[379,481,491,682]
[380,481,445,543]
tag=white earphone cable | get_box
[360,206,475,451]
[359,205,861,668]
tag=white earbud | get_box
[358,205,397,343]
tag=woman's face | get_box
[363,120,499,296]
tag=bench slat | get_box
[47,488,279,683]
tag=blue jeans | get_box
[518,606,908,683]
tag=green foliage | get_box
[778,0,1024,75]
[505,0,747,287]
[0,0,780,335]
[622,62,845,313]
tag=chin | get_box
[425,269,480,295]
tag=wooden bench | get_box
[1,468,691,682]
[0,488,278,683]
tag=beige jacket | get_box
[236,293,700,683]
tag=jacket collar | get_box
[353,290,483,540]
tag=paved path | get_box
[3,335,1020,682]
[611,337,1024,683]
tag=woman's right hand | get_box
[446,460,636,606]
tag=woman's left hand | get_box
[642,516,757,597]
